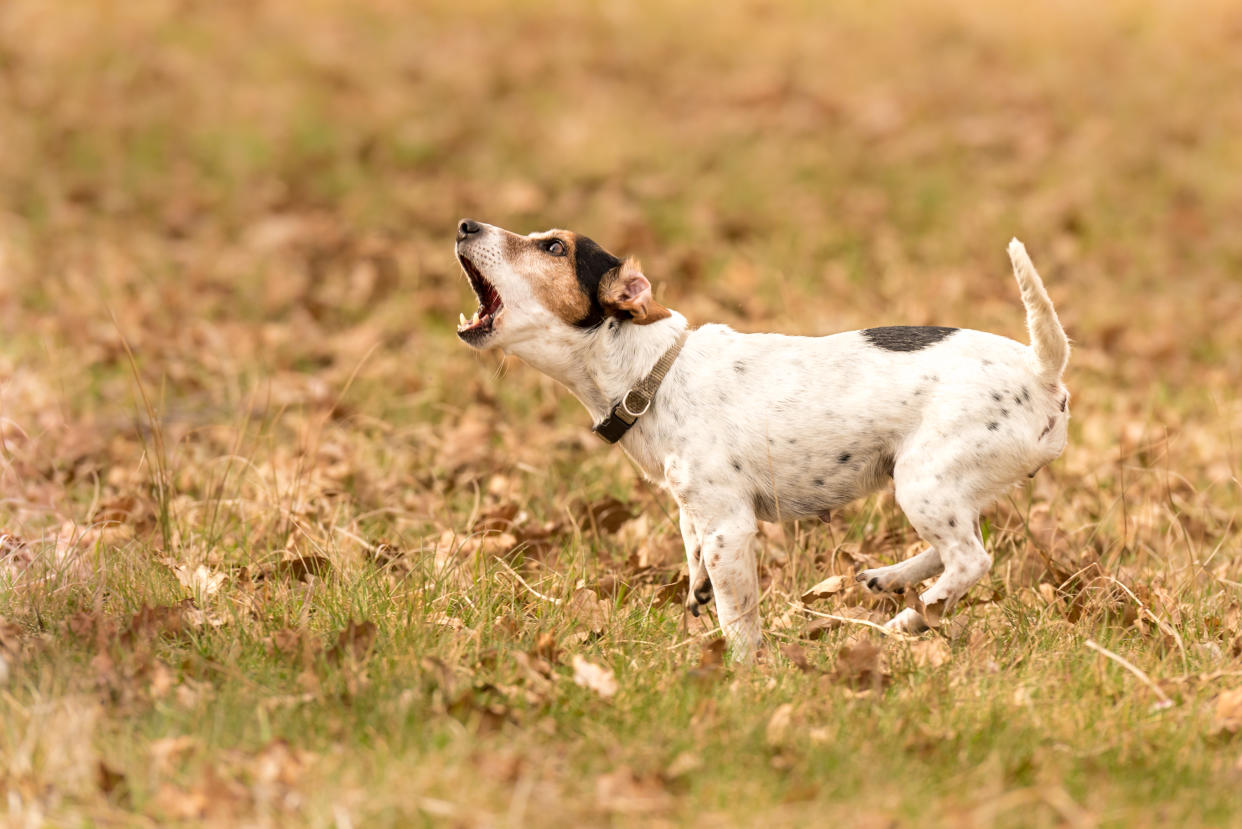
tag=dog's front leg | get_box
[679,509,712,617]
[699,513,762,662]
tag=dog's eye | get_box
[542,239,566,256]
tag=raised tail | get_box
[1007,238,1068,383]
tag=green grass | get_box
[2,0,1242,825]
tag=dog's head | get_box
[454,219,670,351]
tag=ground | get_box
[2,0,1242,825]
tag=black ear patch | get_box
[861,326,958,352]
[573,235,622,329]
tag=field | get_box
[2,0,1242,825]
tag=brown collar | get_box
[593,330,688,444]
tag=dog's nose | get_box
[457,218,482,241]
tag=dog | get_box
[453,218,1069,661]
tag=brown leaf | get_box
[268,627,316,667]
[123,599,196,646]
[171,563,227,598]
[475,502,520,532]
[801,575,848,603]
[1216,687,1242,734]
[664,750,702,779]
[780,643,814,673]
[765,702,796,747]
[571,654,618,699]
[909,638,952,669]
[830,640,890,691]
[273,553,334,582]
[149,736,198,774]
[699,638,726,669]
[324,620,377,665]
[571,495,635,536]
[531,631,560,664]
[97,761,127,797]
[686,638,727,686]
[653,571,690,606]
[436,408,494,475]
[566,588,610,635]
[595,766,671,814]
[0,531,30,567]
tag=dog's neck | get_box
[511,312,689,423]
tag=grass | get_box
[2,0,1242,825]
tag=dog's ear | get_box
[598,258,671,325]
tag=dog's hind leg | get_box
[857,547,943,595]
[888,457,993,630]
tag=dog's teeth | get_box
[459,312,467,327]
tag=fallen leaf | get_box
[324,620,377,665]
[97,761,127,797]
[1216,687,1242,734]
[909,638,951,669]
[664,750,702,779]
[595,766,671,814]
[172,564,227,598]
[831,640,890,691]
[780,643,814,672]
[801,575,848,603]
[571,495,634,535]
[567,588,610,634]
[273,553,333,582]
[765,702,796,747]
[572,654,618,699]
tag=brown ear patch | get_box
[599,258,671,325]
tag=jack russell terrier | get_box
[453,218,1069,661]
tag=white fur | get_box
[456,223,1070,661]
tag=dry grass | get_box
[2,0,1242,825]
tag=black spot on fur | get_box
[838,452,852,464]
[991,392,1002,402]
[987,421,999,431]
[1060,395,1068,412]
[731,459,742,472]
[813,478,824,487]
[1022,386,1031,403]
[861,326,959,352]
[572,236,623,329]
[1000,408,1009,417]
[947,517,956,528]
[1013,395,1023,406]
[733,360,747,374]
[716,534,725,547]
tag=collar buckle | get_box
[592,330,688,445]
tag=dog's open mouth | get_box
[456,254,503,343]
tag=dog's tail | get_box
[1008,238,1068,383]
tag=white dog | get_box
[453,219,1069,661]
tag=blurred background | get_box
[1,1,1241,821]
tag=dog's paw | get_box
[855,568,907,595]
[884,607,929,634]
[685,576,714,617]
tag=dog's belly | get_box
[748,434,898,522]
